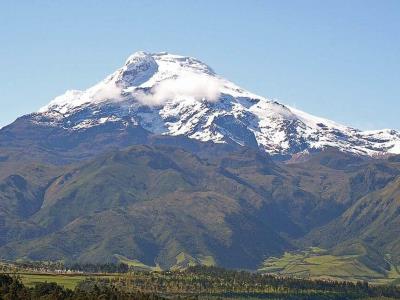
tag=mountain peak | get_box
[35,51,400,157]
[123,51,215,75]
[117,51,158,88]
[40,51,223,113]
[124,51,152,64]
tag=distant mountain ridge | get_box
[23,51,400,157]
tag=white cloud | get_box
[90,82,123,102]
[133,72,222,106]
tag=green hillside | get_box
[0,142,400,278]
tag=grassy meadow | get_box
[259,247,400,285]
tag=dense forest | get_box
[1,266,400,299]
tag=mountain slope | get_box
[306,172,400,267]
[11,51,398,158]
[0,145,291,268]
[1,144,400,270]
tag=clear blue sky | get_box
[0,1,399,130]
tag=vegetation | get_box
[259,247,400,284]
[2,266,400,299]
[307,176,400,268]
[0,273,166,300]
[68,262,129,273]
[21,274,86,290]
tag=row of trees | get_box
[68,262,129,273]
[0,260,130,274]
[95,266,400,299]
[183,266,400,298]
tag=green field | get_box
[259,247,400,284]
[15,272,118,290]
[19,273,88,289]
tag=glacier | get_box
[34,51,400,157]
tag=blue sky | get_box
[0,1,399,130]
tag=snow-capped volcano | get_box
[35,51,400,157]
